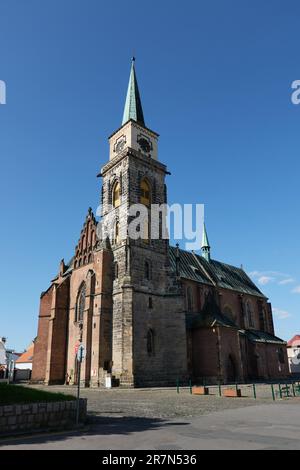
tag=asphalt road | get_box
[1,402,300,450]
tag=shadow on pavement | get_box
[0,415,188,448]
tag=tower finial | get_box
[122,58,145,127]
[201,222,211,262]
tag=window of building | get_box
[115,221,120,244]
[140,179,151,207]
[113,262,119,280]
[91,230,95,246]
[259,307,266,331]
[246,300,255,328]
[147,329,155,356]
[76,283,86,322]
[278,347,285,364]
[187,286,193,311]
[112,181,120,208]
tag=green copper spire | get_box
[122,57,145,127]
[201,222,211,262]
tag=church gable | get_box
[73,208,97,270]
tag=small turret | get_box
[201,222,211,262]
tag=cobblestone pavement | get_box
[1,385,300,449]
[1,402,300,450]
[25,383,297,419]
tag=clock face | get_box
[139,138,151,153]
[115,138,125,153]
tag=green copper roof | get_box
[202,222,210,248]
[168,246,266,298]
[122,58,145,127]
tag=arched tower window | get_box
[140,179,151,207]
[112,181,120,208]
[147,329,155,356]
[76,283,86,323]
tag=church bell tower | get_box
[99,58,187,387]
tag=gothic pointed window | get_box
[259,307,266,331]
[147,329,155,356]
[140,179,151,207]
[112,181,120,208]
[113,262,119,280]
[246,300,255,328]
[76,283,86,323]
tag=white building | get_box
[0,337,21,382]
[15,342,34,381]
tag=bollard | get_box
[218,382,222,397]
[279,383,282,399]
[235,382,239,394]
[253,383,257,399]
[189,379,192,395]
[271,383,275,401]
[292,382,296,397]
[176,379,180,394]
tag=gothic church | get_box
[32,60,289,387]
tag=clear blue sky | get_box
[0,0,299,351]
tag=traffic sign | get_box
[77,344,85,362]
